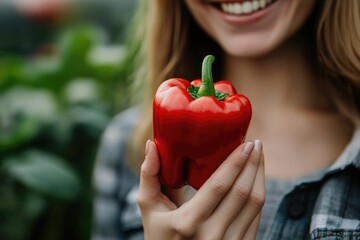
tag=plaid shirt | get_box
[92,107,360,240]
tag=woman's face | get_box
[184,0,317,57]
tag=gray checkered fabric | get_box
[92,107,360,240]
[92,107,142,240]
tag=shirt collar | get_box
[283,126,360,191]
[329,126,360,171]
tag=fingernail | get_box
[145,140,150,156]
[243,142,255,155]
[254,140,262,151]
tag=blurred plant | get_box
[0,24,132,240]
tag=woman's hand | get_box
[138,140,265,240]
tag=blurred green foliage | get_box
[0,23,135,240]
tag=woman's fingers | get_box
[173,142,255,231]
[205,140,263,237]
[138,140,161,205]
[139,140,266,239]
[242,213,262,240]
[224,147,266,239]
[138,140,178,212]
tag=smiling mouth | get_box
[211,0,278,16]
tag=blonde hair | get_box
[317,1,360,121]
[127,0,360,171]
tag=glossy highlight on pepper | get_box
[153,55,252,189]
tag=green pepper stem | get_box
[198,55,216,97]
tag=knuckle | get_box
[137,194,148,208]
[248,154,261,167]
[231,155,247,170]
[250,192,266,209]
[259,157,265,167]
[172,218,197,237]
[140,162,149,177]
[232,185,251,202]
[210,179,228,196]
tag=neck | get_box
[223,36,354,179]
[223,36,333,120]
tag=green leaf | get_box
[187,85,229,101]
[0,117,40,150]
[59,25,106,69]
[0,57,27,89]
[0,86,58,121]
[215,91,229,101]
[0,87,59,150]
[187,85,200,99]
[3,150,81,200]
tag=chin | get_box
[218,34,284,58]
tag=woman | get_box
[93,0,360,239]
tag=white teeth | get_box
[260,0,266,8]
[234,3,243,14]
[252,1,259,11]
[242,2,252,13]
[220,0,274,15]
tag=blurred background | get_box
[0,0,138,239]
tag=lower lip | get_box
[213,1,279,25]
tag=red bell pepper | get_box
[153,55,252,190]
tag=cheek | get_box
[289,0,317,34]
[184,0,215,34]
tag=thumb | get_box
[138,140,162,203]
